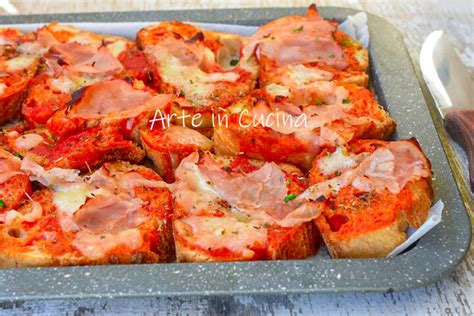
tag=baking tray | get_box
[0,7,471,300]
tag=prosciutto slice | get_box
[173,152,322,227]
[71,79,171,120]
[0,150,23,184]
[48,42,123,74]
[299,140,432,202]
[242,5,348,69]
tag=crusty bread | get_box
[309,140,434,258]
[213,85,396,172]
[0,162,175,267]
[172,152,320,262]
[7,127,145,172]
[314,178,433,258]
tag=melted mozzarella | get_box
[106,40,128,58]
[72,228,143,261]
[51,76,76,93]
[265,83,290,98]
[52,183,91,214]
[14,133,44,150]
[5,55,35,72]
[158,54,213,106]
[318,147,357,176]
[286,64,334,85]
[176,215,268,258]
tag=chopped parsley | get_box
[284,193,297,203]
[13,152,23,160]
[293,26,304,33]
[314,100,323,105]
[0,199,5,209]
[229,59,239,66]
[285,179,291,185]
[342,99,351,104]
[327,54,335,58]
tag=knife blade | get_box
[420,30,474,191]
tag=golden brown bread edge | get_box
[315,178,434,259]
[174,221,320,263]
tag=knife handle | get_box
[444,109,474,192]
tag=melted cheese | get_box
[318,147,357,176]
[51,76,76,93]
[286,64,334,85]
[52,183,91,214]
[5,55,35,72]
[14,133,44,150]
[158,54,213,106]
[106,40,127,58]
[176,215,268,258]
[265,83,290,98]
[72,228,143,261]
[150,45,242,107]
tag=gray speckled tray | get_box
[0,7,471,301]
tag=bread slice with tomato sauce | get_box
[0,160,174,267]
[213,83,395,171]
[0,28,38,125]
[242,4,369,89]
[172,152,320,262]
[46,78,172,140]
[5,126,145,172]
[20,22,152,128]
[305,139,434,258]
[137,21,259,131]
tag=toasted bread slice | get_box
[172,152,320,262]
[46,78,172,139]
[137,21,258,129]
[140,125,213,182]
[6,126,145,172]
[213,83,395,171]
[20,23,144,127]
[0,161,174,267]
[306,139,434,258]
[242,5,369,88]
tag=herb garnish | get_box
[284,193,297,203]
